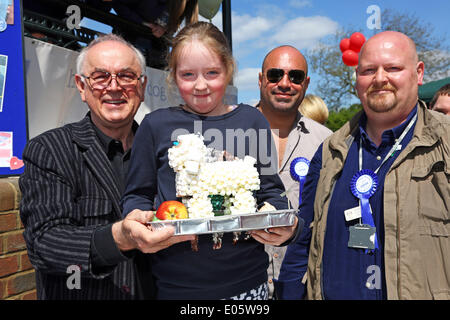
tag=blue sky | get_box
[221,0,450,106]
[82,0,450,107]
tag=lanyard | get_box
[358,112,417,172]
[353,112,417,252]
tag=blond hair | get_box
[167,21,235,86]
[299,94,329,124]
[167,0,199,34]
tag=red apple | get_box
[156,201,188,220]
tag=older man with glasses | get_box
[19,33,193,300]
[256,45,332,299]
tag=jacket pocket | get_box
[418,220,450,237]
[417,220,450,300]
[432,289,450,300]
[413,159,450,299]
[411,160,449,221]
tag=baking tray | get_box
[147,209,298,235]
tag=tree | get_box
[325,103,362,132]
[308,29,359,112]
[308,9,450,112]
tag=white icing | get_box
[168,133,260,217]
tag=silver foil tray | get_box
[147,209,297,235]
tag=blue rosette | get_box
[350,169,378,199]
[290,157,310,207]
[350,169,379,251]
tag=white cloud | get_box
[269,16,339,48]
[199,7,340,104]
[231,12,338,53]
[198,9,339,60]
[234,67,261,92]
[232,14,274,44]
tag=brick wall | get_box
[0,177,36,300]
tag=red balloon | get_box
[342,50,359,67]
[339,38,351,53]
[349,32,366,53]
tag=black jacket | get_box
[19,115,152,299]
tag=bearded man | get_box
[277,31,450,300]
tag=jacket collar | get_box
[278,112,312,172]
[71,113,123,217]
[411,100,444,147]
[71,113,102,149]
[392,100,444,169]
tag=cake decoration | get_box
[168,133,260,219]
[167,133,262,249]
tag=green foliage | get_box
[325,103,362,132]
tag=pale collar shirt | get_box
[266,112,332,299]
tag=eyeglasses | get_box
[266,68,306,85]
[82,71,145,90]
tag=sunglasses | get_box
[266,68,306,85]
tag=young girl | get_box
[121,22,298,300]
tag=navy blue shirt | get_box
[278,105,417,299]
[121,104,289,299]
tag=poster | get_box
[0,54,7,112]
[0,0,27,176]
[0,131,12,167]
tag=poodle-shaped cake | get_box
[168,133,260,219]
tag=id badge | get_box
[348,224,376,250]
[344,206,361,221]
[344,203,372,221]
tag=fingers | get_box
[250,217,298,246]
[146,233,196,253]
[250,229,282,245]
[118,209,195,253]
[152,28,165,38]
[127,209,154,224]
[122,209,298,251]
[147,23,166,38]
[131,222,195,253]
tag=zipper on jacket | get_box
[395,169,401,298]
[319,176,338,300]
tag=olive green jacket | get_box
[306,101,450,300]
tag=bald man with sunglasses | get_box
[256,45,332,299]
